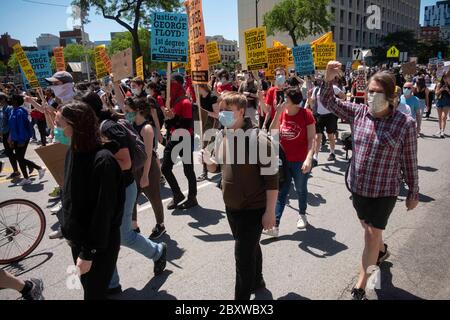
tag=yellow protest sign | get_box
[315,42,336,70]
[53,47,65,72]
[244,27,268,71]
[266,46,288,79]
[352,60,361,70]
[136,56,144,80]
[95,45,108,79]
[287,48,294,67]
[273,40,284,48]
[13,43,39,89]
[311,31,333,61]
[206,41,221,66]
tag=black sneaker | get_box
[197,172,208,182]
[167,195,185,210]
[154,242,167,276]
[351,288,367,300]
[327,153,336,161]
[149,224,166,240]
[177,198,198,210]
[107,285,123,296]
[6,172,21,180]
[133,227,141,234]
[312,159,318,168]
[0,161,4,174]
[251,277,266,293]
[377,244,390,266]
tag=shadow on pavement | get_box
[156,233,185,267]
[286,187,327,207]
[278,292,311,300]
[417,165,438,172]
[173,205,225,229]
[1,252,53,277]
[194,230,234,243]
[399,184,435,203]
[260,225,348,258]
[375,262,425,300]
[116,270,177,300]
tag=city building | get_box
[424,0,450,27]
[420,26,441,42]
[36,34,60,53]
[0,33,20,64]
[440,26,450,43]
[206,35,239,64]
[59,27,89,47]
[238,0,421,67]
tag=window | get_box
[341,0,345,5]
[363,31,366,42]
[348,29,352,41]
[356,30,360,41]
[340,10,345,22]
[349,0,353,8]
[348,45,352,58]
[357,0,360,10]
[349,12,352,24]
[339,44,344,57]
[356,14,360,26]
[340,27,344,40]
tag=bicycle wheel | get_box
[0,199,46,265]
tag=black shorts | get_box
[315,113,338,134]
[352,193,397,230]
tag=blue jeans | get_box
[109,181,163,289]
[275,161,310,227]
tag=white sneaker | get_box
[435,130,443,136]
[263,227,279,238]
[38,168,46,180]
[17,178,32,186]
[48,228,63,239]
[297,215,308,229]
[50,202,63,214]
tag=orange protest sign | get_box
[95,45,108,79]
[136,56,144,80]
[99,47,112,75]
[53,47,65,72]
[13,43,39,88]
[185,0,209,84]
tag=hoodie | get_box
[166,81,193,135]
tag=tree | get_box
[0,61,7,76]
[263,0,332,47]
[73,0,181,60]
[7,54,18,74]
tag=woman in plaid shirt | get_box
[322,61,419,300]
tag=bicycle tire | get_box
[0,199,46,265]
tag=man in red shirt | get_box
[262,68,288,129]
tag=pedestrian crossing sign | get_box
[387,46,399,58]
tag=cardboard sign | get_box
[207,41,221,66]
[35,143,69,187]
[244,27,268,71]
[111,48,133,81]
[53,47,65,72]
[95,45,109,79]
[20,50,53,90]
[401,61,416,76]
[355,69,367,94]
[287,48,294,67]
[266,46,288,79]
[136,56,144,80]
[13,43,39,89]
[151,12,188,62]
[185,0,209,84]
[315,43,336,70]
[292,44,314,76]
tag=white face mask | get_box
[131,88,142,96]
[367,92,389,115]
[51,83,74,104]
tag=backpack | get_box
[101,119,147,174]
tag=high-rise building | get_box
[206,35,240,64]
[238,0,420,67]
[36,34,60,53]
[59,27,89,47]
[424,0,450,27]
[0,33,20,63]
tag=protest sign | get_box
[21,50,52,90]
[35,143,69,187]
[185,0,209,84]
[13,43,39,89]
[266,46,288,79]
[207,41,221,66]
[355,69,367,94]
[292,44,314,76]
[401,61,416,76]
[111,48,133,81]
[244,27,268,71]
[315,42,336,70]
[100,48,112,75]
[287,48,294,67]
[136,56,144,79]
[53,47,65,72]
[352,60,361,70]
[311,31,333,61]
[346,61,352,71]
[151,12,188,62]
[95,45,109,79]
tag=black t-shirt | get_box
[200,93,218,113]
[288,76,301,87]
[101,120,134,186]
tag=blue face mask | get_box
[276,75,286,86]
[219,111,237,128]
[54,127,71,146]
[403,88,412,97]
[125,112,137,123]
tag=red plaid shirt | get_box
[321,82,419,200]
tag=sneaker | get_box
[351,288,367,300]
[377,244,390,266]
[262,227,279,238]
[0,161,4,174]
[312,159,318,168]
[23,278,44,300]
[177,198,198,210]
[30,138,37,144]
[167,195,185,210]
[154,242,167,276]
[133,227,141,234]
[440,132,445,139]
[196,172,208,182]
[107,285,123,296]
[435,130,443,137]
[149,224,166,240]
[17,178,32,186]
[297,215,308,229]
[327,153,336,161]
[38,168,46,180]
[49,187,61,198]
[50,202,63,214]
[49,228,63,239]
[251,277,266,293]
[7,172,21,180]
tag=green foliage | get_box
[0,61,7,75]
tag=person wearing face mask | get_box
[395,86,412,118]
[130,77,147,99]
[8,94,46,186]
[215,69,233,94]
[238,71,259,126]
[435,71,450,138]
[161,73,198,210]
[400,82,420,124]
[412,77,429,136]
[261,68,288,130]
[322,61,419,300]
[264,87,316,237]
[45,71,75,104]
[199,92,278,300]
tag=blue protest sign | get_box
[151,12,188,63]
[292,45,315,76]
[21,50,52,90]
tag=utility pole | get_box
[256,0,260,27]
[78,8,91,82]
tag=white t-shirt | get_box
[316,85,343,115]
[397,102,412,118]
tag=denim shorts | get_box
[436,96,450,108]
